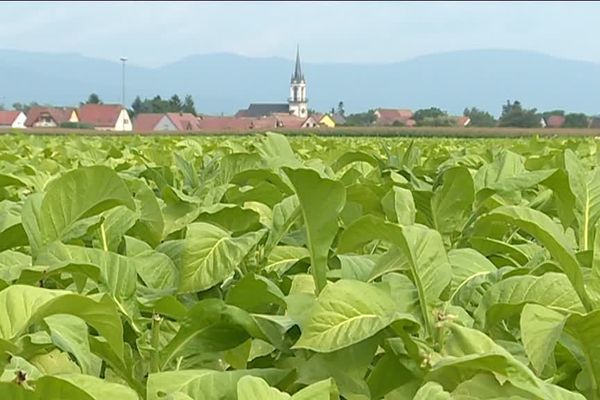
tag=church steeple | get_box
[291,44,304,83]
[289,45,307,118]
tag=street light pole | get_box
[120,57,128,107]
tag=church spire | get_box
[292,44,304,82]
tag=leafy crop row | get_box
[1,132,600,399]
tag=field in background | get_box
[1,126,600,137]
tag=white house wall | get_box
[114,109,133,131]
[11,112,26,129]
[154,115,178,131]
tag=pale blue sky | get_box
[1,1,599,67]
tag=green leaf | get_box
[237,376,290,400]
[381,186,416,225]
[159,299,267,368]
[474,273,585,328]
[431,167,474,234]
[413,382,451,400]
[0,285,123,358]
[294,279,418,352]
[44,314,100,375]
[38,166,135,247]
[520,304,566,375]
[226,273,286,313]
[158,222,265,293]
[283,168,346,294]
[448,248,497,298]
[339,216,451,337]
[563,149,600,251]
[473,205,592,311]
[147,368,289,400]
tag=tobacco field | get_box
[2,132,600,399]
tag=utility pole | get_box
[120,57,128,107]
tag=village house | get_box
[0,111,27,129]
[374,108,415,126]
[545,115,566,128]
[134,112,201,132]
[25,107,78,128]
[455,116,471,127]
[237,46,308,119]
[78,104,132,131]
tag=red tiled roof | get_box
[78,104,125,127]
[456,116,471,127]
[273,114,306,129]
[375,108,414,126]
[165,113,202,131]
[133,113,164,131]
[546,115,566,128]
[0,111,22,125]
[197,116,256,130]
[25,107,75,127]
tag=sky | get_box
[1,1,600,68]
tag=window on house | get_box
[124,119,130,124]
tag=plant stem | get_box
[100,222,108,251]
[150,312,163,374]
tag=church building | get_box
[236,46,308,118]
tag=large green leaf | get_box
[520,304,566,375]
[158,222,265,293]
[0,285,123,358]
[37,166,135,247]
[431,167,474,234]
[473,205,592,310]
[339,215,451,337]
[159,299,268,368]
[147,368,289,400]
[294,279,418,352]
[563,149,600,251]
[474,273,585,328]
[0,373,139,400]
[283,168,346,294]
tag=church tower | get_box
[288,45,308,118]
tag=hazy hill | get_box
[1,48,599,116]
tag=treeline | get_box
[341,100,596,128]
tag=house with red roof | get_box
[133,112,201,132]
[25,107,78,128]
[0,111,26,129]
[455,116,471,127]
[545,115,566,128]
[78,104,132,131]
[374,108,415,126]
[133,113,166,132]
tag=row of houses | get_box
[0,104,349,132]
[0,104,131,130]
[1,104,475,132]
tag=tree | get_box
[542,109,565,121]
[86,93,102,104]
[0,104,4,111]
[131,96,143,116]
[463,107,496,127]
[413,107,453,127]
[12,102,41,114]
[182,95,197,116]
[498,100,541,128]
[169,95,183,113]
[344,109,377,126]
[337,101,345,117]
[413,107,446,122]
[564,113,589,128]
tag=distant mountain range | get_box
[1,48,599,116]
